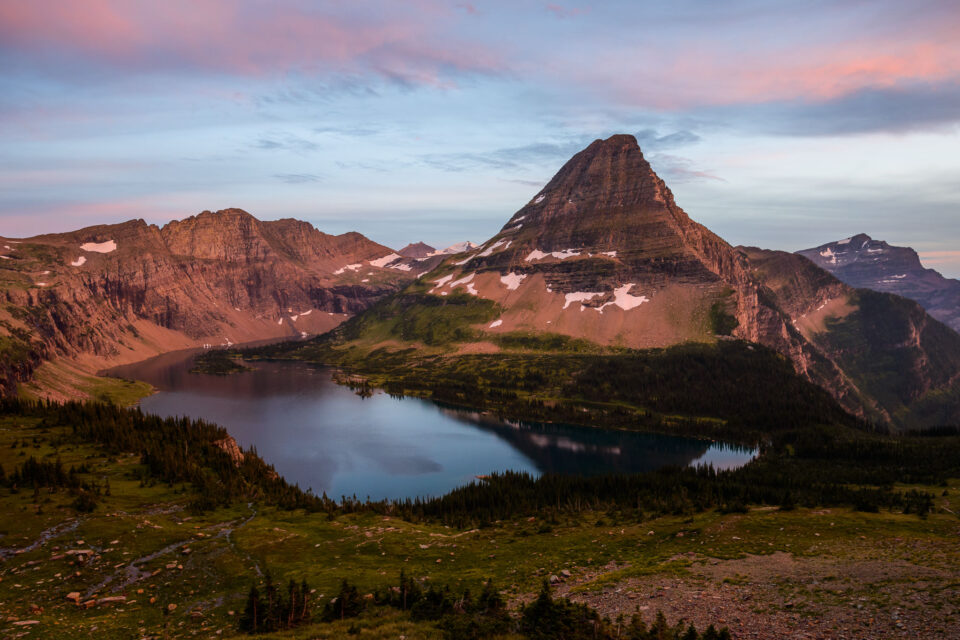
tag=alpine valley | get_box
[2,136,960,640]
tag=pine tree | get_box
[238,585,260,633]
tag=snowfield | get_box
[500,273,527,290]
[334,263,362,275]
[563,291,604,309]
[597,284,649,312]
[369,253,402,268]
[430,274,455,292]
[526,248,581,262]
[479,239,510,257]
[80,240,117,253]
[562,284,650,312]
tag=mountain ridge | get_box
[797,234,960,333]
[0,209,419,400]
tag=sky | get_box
[1,0,959,275]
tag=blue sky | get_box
[1,0,959,274]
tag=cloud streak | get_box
[0,0,506,87]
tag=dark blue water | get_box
[110,351,756,501]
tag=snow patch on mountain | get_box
[430,274,455,292]
[429,241,478,257]
[449,273,475,289]
[369,253,402,268]
[81,240,116,253]
[597,284,649,312]
[500,273,526,290]
[479,239,511,257]
[526,248,581,262]
[563,291,604,309]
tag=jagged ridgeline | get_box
[0,209,429,401]
[252,134,960,432]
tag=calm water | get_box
[109,350,756,501]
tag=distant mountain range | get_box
[3,135,960,430]
[398,241,480,259]
[798,234,960,333]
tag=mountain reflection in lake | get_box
[109,351,757,501]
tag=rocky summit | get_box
[398,242,437,258]
[798,234,960,333]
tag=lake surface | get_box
[109,350,757,501]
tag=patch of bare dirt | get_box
[557,552,960,639]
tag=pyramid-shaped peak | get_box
[510,133,669,231]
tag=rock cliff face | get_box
[0,209,415,399]
[401,135,960,429]
[798,234,960,333]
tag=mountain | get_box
[310,135,960,430]
[797,234,960,333]
[0,209,417,399]
[398,242,436,258]
[429,241,479,256]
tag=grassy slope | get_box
[18,360,153,407]
[0,411,958,638]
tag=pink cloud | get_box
[0,0,505,84]
[546,4,588,19]
[549,11,960,110]
[2,1,959,112]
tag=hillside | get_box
[0,209,420,400]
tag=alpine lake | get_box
[108,348,756,502]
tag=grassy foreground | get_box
[1,403,959,638]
